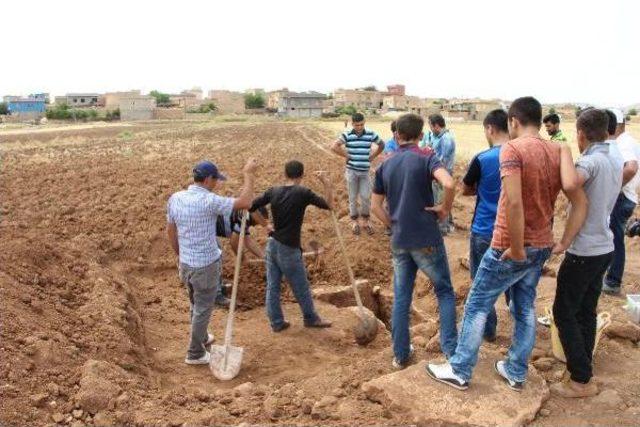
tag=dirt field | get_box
[1,120,640,426]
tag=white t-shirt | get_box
[616,131,640,204]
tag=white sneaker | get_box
[392,344,415,369]
[185,351,211,365]
[494,360,524,392]
[536,315,551,328]
[426,361,469,390]
[205,333,214,346]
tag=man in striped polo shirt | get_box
[331,113,384,235]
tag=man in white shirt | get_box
[167,159,257,364]
[604,109,639,295]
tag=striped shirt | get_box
[339,128,382,172]
[167,184,235,268]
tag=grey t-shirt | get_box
[568,142,623,256]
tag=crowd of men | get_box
[166,97,638,399]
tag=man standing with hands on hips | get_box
[166,158,257,365]
[332,112,385,236]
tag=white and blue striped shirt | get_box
[167,185,235,268]
[339,128,382,172]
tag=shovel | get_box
[329,210,378,345]
[210,211,249,380]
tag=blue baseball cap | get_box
[193,160,226,181]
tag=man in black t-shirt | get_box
[214,207,269,307]
[250,160,333,332]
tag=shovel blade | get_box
[210,344,243,381]
[354,311,379,346]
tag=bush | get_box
[0,102,8,115]
[335,104,357,116]
[629,108,637,116]
[150,90,171,105]
[244,93,265,109]
[548,107,556,114]
[321,112,340,118]
[46,104,105,121]
[199,102,216,113]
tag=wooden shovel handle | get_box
[223,210,249,350]
[329,210,366,313]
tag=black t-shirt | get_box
[250,185,329,248]
[215,210,252,238]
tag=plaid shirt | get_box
[167,184,234,268]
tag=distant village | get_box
[1,85,634,124]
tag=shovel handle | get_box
[223,211,249,356]
[329,210,366,314]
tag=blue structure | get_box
[7,98,46,114]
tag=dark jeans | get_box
[469,233,510,340]
[391,244,458,362]
[605,193,636,289]
[265,238,320,329]
[553,252,613,383]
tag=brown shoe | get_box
[550,380,598,398]
[304,318,332,328]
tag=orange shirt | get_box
[491,135,562,249]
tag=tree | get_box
[548,107,556,114]
[629,108,638,116]
[150,90,171,105]
[244,93,265,109]
[362,85,377,91]
[0,102,7,115]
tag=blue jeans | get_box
[265,238,320,329]
[450,247,551,382]
[469,232,511,340]
[605,193,636,288]
[391,244,457,363]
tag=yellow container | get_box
[547,307,611,363]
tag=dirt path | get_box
[1,121,639,426]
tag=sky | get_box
[2,0,639,107]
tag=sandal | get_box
[352,223,361,236]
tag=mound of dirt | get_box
[363,351,549,426]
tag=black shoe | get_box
[304,318,332,328]
[215,296,231,308]
[483,334,497,343]
[272,321,291,332]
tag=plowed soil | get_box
[1,121,639,426]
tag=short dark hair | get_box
[428,113,446,128]
[508,96,542,127]
[390,120,397,132]
[482,109,509,133]
[577,108,609,143]
[396,114,424,141]
[351,112,365,123]
[605,110,618,136]
[285,160,304,179]
[543,113,560,125]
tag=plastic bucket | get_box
[547,307,611,363]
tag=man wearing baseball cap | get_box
[167,158,257,364]
[604,109,640,295]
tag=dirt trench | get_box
[1,121,640,427]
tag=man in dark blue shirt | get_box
[371,113,457,369]
[462,109,509,341]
